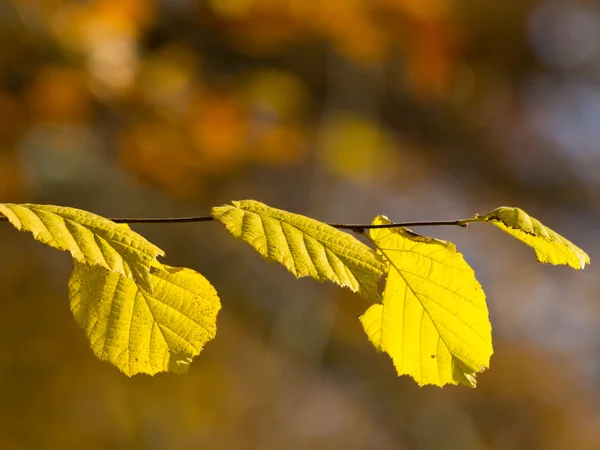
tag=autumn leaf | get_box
[69,262,221,376]
[0,203,164,291]
[360,216,492,387]
[479,207,590,270]
[212,200,386,302]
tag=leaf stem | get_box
[0,214,480,229]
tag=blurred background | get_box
[0,0,599,448]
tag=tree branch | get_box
[0,215,476,229]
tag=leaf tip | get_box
[168,354,194,374]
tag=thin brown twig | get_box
[0,214,476,229]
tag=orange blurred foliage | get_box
[188,90,249,174]
[27,66,91,123]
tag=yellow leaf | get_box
[212,200,386,302]
[69,262,221,376]
[479,207,590,270]
[0,203,164,290]
[360,216,492,387]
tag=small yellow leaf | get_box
[0,203,164,290]
[212,200,386,302]
[69,262,221,376]
[479,207,590,270]
[360,216,492,387]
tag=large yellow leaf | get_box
[479,207,590,270]
[0,203,164,290]
[69,262,221,376]
[360,216,492,387]
[212,200,386,302]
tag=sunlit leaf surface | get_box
[360,216,492,387]
[69,262,221,376]
[479,207,590,270]
[213,200,386,302]
[0,203,164,290]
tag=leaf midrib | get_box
[374,240,486,376]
